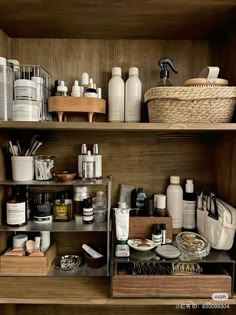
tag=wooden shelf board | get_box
[0,0,235,39]
[0,277,235,305]
[0,220,109,232]
[1,121,236,132]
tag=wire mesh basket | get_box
[19,65,52,121]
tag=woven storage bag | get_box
[144,86,236,123]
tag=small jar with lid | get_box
[83,198,93,224]
[53,194,70,222]
[33,192,52,223]
[152,224,162,246]
[73,186,89,222]
[55,191,73,221]
[154,194,167,217]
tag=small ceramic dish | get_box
[127,239,156,252]
[54,171,77,182]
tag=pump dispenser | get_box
[157,57,178,86]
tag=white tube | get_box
[114,208,130,241]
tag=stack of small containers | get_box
[13,75,43,121]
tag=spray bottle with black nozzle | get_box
[157,57,178,86]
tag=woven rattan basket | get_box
[144,86,236,123]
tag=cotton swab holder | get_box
[34,155,55,180]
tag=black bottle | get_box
[6,185,27,226]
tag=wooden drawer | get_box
[112,273,232,298]
[0,243,56,276]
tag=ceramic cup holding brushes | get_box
[9,134,43,181]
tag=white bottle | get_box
[93,144,102,179]
[108,67,124,122]
[78,144,87,178]
[71,80,80,97]
[125,67,141,122]
[166,176,183,229]
[183,179,196,230]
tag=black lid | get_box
[137,187,143,193]
[152,224,161,233]
[144,198,154,216]
[84,197,92,208]
[56,191,72,200]
[160,224,166,230]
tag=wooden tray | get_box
[112,272,232,298]
[48,96,106,122]
[0,243,56,276]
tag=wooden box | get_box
[129,216,172,240]
[0,243,56,276]
[112,273,232,298]
[48,96,106,122]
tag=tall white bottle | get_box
[108,67,124,122]
[125,67,141,122]
[166,176,183,229]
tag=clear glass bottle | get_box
[92,191,107,223]
[6,185,27,226]
[53,194,70,222]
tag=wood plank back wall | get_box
[10,37,210,116]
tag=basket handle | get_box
[198,66,220,83]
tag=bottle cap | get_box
[81,144,87,154]
[156,194,166,209]
[118,201,126,209]
[87,150,91,156]
[57,80,68,92]
[71,80,80,96]
[185,179,194,193]
[160,224,166,230]
[129,67,139,76]
[170,176,180,184]
[80,72,89,87]
[152,224,161,233]
[112,67,121,76]
[93,144,99,154]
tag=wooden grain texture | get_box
[0,276,235,306]
[129,216,172,240]
[112,274,231,298]
[3,121,236,131]
[0,243,56,276]
[0,30,11,57]
[10,38,210,115]
[0,0,235,39]
[1,130,215,207]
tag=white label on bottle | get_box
[152,234,162,245]
[82,161,94,179]
[183,200,196,229]
[7,202,26,225]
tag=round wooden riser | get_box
[48,96,106,122]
